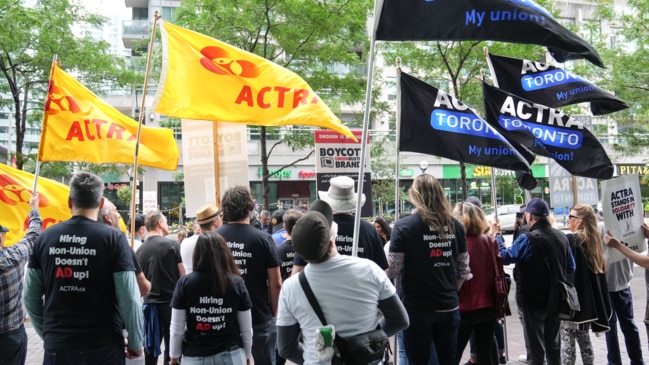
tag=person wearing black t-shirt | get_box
[24,171,144,364]
[292,176,388,274]
[169,232,252,365]
[137,211,185,365]
[216,186,282,365]
[386,174,472,365]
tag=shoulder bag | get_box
[299,272,388,365]
[489,236,509,319]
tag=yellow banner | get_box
[152,21,356,141]
[38,64,180,171]
[0,163,70,246]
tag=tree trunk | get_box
[260,126,270,211]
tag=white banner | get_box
[181,120,249,217]
[601,174,646,263]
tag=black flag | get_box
[482,82,614,179]
[375,0,603,67]
[399,71,533,172]
[487,53,628,115]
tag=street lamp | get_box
[419,160,429,174]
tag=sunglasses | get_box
[568,215,582,220]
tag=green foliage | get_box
[0,0,138,170]
[116,185,132,207]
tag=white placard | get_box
[601,174,646,263]
[142,191,157,214]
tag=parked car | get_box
[486,204,522,233]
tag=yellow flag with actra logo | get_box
[37,63,180,171]
[0,163,71,246]
[152,21,357,141]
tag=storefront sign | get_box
[617,164,649,176]
[259,166,292,180]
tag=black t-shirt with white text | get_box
[28,216,135,349]
[216,223,280,325]
[171,272,251,357]
[277,239,295,282]
[390,213,467,310]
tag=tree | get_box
[173,0,373,210]
[589,0,649,154]
[0,0,139,170]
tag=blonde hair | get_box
[453,202,489,236]
[409,174,454,233]
[572,204,607,274]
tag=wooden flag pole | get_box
[212,123,221,207]
[33,54,60,194]
[129,11,161,248]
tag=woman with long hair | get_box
[561,204,611,365]
[374,216,392,245]
[453,202,500,365]
[169,232,253,365]
[386,174,472,364]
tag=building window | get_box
[158,181,184,225]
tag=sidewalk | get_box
[24,266,649,365]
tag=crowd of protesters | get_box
[3,170,649,365]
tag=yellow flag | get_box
[152,21,356,141]
[0,163,71,246]
[38,64,180,171]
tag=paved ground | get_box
[24,231,649,364]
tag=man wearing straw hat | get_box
[180,203,222,274]
[292,175,388,273]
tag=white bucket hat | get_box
[317,176,365,213]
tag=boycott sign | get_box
[315,130,372,217]
[315,130,371,173]
[602,174,646,264]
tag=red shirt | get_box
[459,234,496,312]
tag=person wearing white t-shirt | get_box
[277,200,408,364]
[180,204,222,274]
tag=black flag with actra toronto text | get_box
[482,82,614,179]
[374,0,604,67]
[487,53,628,115]
[399,71,534,172]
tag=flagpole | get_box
[484,52,532,208]
[351,0,382,257]
[394,60,402,221]
[129,11,161,248]
[33,55,60,194]
[212,123,221,206]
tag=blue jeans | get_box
[397,331,408,365]
[403,307,460,365]
[0,324,27,365]
[181,348,246,365]
[521,306,560,365]
[252,319,276,365]
[43,343,124,365]
[606,288,644,365]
